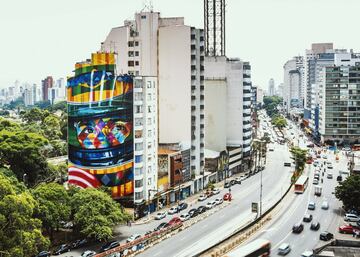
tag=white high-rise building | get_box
[101,11,205,198]
[268,78,275,96]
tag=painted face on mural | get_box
[75,118,131,149]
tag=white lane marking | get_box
[272,230,292,249]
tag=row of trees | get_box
[263,96,282,117]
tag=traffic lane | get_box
[138,147,292,257]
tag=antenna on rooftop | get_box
[141,0,154,12]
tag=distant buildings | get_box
[268,78,275,96]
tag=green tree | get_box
[335,174,360,211]
[20,107,44,124]
[43,114,62,140]
[0,130,50,186]
[263,96,282,117]
[0,173,50,257]
[271,115,287,129]
[290,147,308,173]
[71,189,130,241]
[0,117,20,131]
[33,183,71,240]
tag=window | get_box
[135,105,142,114]
[148,178,152,185]
[135,61,139,66]
[141,15,146,19]
[147,166,152,173]
[148,142,152,149]
[134,92,143,101]
[128,51,134,57]
[135,168,143,176]
[135,179,143,187]
[148,129,152,137]
[148,106,152,113]
[128,61,134,67]
[135,118,143,126]
[128,41,134,47]
[135,192,143,200]
[147,118,152,125]
[147,81,152,88]
[135,71,140,76]
[147,93,152,101]
[135,143,143,151]
[135,130,143,138]
[135,155,143,163]
[135,51,139,56]
[134,41,139,46]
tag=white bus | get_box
[294,175,309,194]
[225,238,271,257]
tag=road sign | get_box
[251,202,258,213]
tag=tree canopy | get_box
[272,115,287,129]
[290,147,308,173]
[263,96,282,117]
[335,174,360,211]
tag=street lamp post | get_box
[253,139,265,217]
[23,173,27,186]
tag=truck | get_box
[314,185,322,196]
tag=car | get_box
[188,208,199,218]
[206,201,217,209]
[277,243,291,255]
[197,205,207,214]
[339,225,354,234]
[342,147,351,151]
[206,190,214,197]
[155,222,168,231]
[301,250,314,257]
[327,173,333,179]
[321,201,329,210]
[223,193,232,201]
[126,234,141,243]
[303,214,313,222]
[292,223,304,233]
[179,213,190,221]
[53,244,71,255]
[234,177,242,184]
[344,213,360,222]
[239,174,247,181]
[322,155,328,159]
[72,238,88,249]
[319,231,334,241]
[215,198,223,205]
[144,230,153,236]
[310,222,320,231]
[313,179,319,185]
[212,188,221,194]
[337,175,343,182]
[168,217,182,226]
[198,194,208,201]
[178,202,188,211]
[230,179,236,186]
[269,147,274,151]
[100,241,120,252]
[224,182,231,188]
[155,211,166,220]
[35,251,51,257]
[81,250,97,257]
[168,206,179,214]
[308,202,316,210]
[307,143,315,148]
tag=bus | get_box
[294,175,309,194]
[225,239,271,257]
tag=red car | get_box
[339,225,354,234]
[168,217,182,226]
[223,193,232,201]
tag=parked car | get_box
[321,201,329,210]
[81,250,97,257]
[224,182,231,188]
[35,251,51,257]
[337,175,343,182]
[240,175,247,181]
[212,188,221,194]
[198,194,208,202]
[53,244,71,255]
[206,201,217,209]
[310,222,320,231]
[313,179,319,185]
[72,238,88,249]
[308,202,316,210]
[327,173,333,179]
[188,208,199,218]
[126,234,141,243]
[303,214,313,222]
[215,198,223,205]
[168,217,182,226]
[205,190,214,197]
[154,222,168,231]
[234,177,242,184]
[155,212,166,220]
[339,225,354,234]
[344,213,360,222]
[178,202,188,211]
[197,205,207,214]
[301,250,314,257]
[319,231,334,241]
[168,206,179,215]
[100,241,120,252]
[277,243,291,255]
[230,179,236,186]
[179,213,190,222]
[292,223,304,233]
[223,193,232,201]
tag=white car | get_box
[198,194,207,202]
[321,201,329,210]
[278,243,291,255]
[154,212,166,220]
[214,198,223,205]
[206,201,217,209]
[126,234,141,243]
[212,188,221,195]
[81,251,97,257]
[301,250,314,257]
[179,213,190,221]
[344,213,360,222]
[168,206,179,215]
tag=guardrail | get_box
[195,182,294,256]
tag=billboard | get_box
[67,53,134,199]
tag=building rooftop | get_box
[158,148,178,155]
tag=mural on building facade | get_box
[67,53,134,199]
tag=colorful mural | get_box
[67,53,134,199]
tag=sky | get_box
[1,0,360,91]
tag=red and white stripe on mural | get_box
[68,167,101,188]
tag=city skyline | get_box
[1,0,360,90]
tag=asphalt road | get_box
[229,123,349,256]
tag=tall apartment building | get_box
[41,76,53,101]
[101,11,205,195]
[319,52,360,144]
[268,78,275,96]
